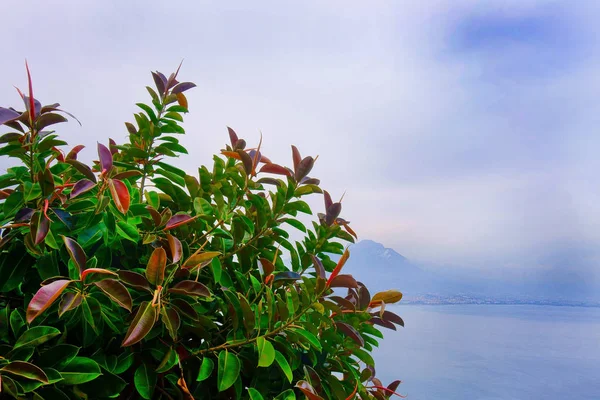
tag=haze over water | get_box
[373,305,600,400]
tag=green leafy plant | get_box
[0,63,405,399]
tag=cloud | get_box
[1,0,599,287]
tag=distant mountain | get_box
[341,240,600,304]
[342,240,441,296]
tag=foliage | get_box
[0,63,405,399]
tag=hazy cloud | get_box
[2,0,600,286]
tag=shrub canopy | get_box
[0,64,404,399]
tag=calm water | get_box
[373,305,600,400]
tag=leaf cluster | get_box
[0,63,404,399]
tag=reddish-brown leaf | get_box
[238,150,253,175]
[176,92,188,109]
[66,159,97,183]
[108,178,130,214]
[295,156,315,182]
[62,236,87,276]
[58,292,82,317]
[161,307,181,340]
[26,279,72,323]
[326,248,350,287]
[227,126,239,148]
[329,274,358,289]
[118,271,152,293]
[166,234,183,263]
[66,144,85,160]
[377,310,404,327]
[259,258,275,277]
[291,145,302,171]
[31,212,50,246]
[164,214,196,230]
[168,280,211,297]
[335,322,364,347]
[97,142,113,172]
[370,317,396,331]
[70,179,96,198]
[259,163,292,177]
[170,298,199,321]
[95,279,132,311]
[80,268,118,283]
[311,255,326,279]
[112,170,142,180]
[295,380,324,400]
[0,361,48,383]
[121,301,157,347]
[146,247,167,286]
[145,206,162,227]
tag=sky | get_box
[2,0,600,288]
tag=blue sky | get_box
[1,0,599,289]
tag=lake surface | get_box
[372,305,600,400]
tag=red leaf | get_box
[70,179,96,198]
[172,82,196,94]
[168,280,211,297]
[31,212,50,246]
[146,247,167,286]
[227,126,238,148]
[112,170,142,180]
[326,248,350,287]
[164,214,195,230]
[291,145,302,171]
[121,301,157,347]
[66,144,85,160]
[370,317,396,331]
[329,274,358,289]
[161,307,181,340]
[335,322,364,347]
[0,361,48,383]
[0,107,21,125]
[66,160,97,183]
[323,191,333,211]
[26,279,72,323]
[25,61,36,121]
[118,271,152,293]
[108,179,130,214]
[58,292,83,317]
[170,298,199,320]
[166,234,183,263]
[80,268,118,283]
[97,142,113,172]
[311,255,326,279]
[376,310,404,327]
[95,279,132,311]
[62,236,87,276]
[259,258,275,278]
[259,163,292,177]
[152,72,166,95]
[295,380,324,400]
[295,156,315,182]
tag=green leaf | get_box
[196,357,214,382]
[284,200,312,214]
[37,344,80,369]
[116,220,139,242]
[291,328,322,351]
[59,357,101,385]
[134,363,157,399]
[274,350,293,383]
[273,389,296,400]
[248,388,265,400]
[9,309,25,338]
[217,350,240,392]
[256,337,275,367]
[14,326,60,349]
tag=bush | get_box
[0,63,405,399]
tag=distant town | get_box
[402,294,600,308]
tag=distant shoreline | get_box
[401,296,600,308]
